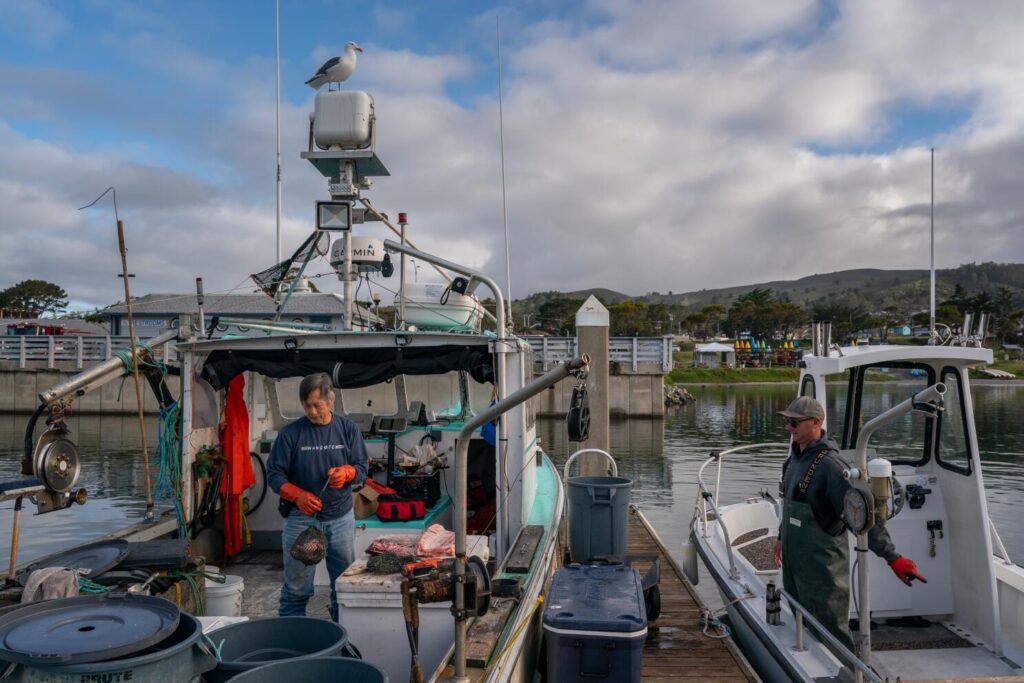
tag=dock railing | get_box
[522,335,674,373]
[0,335,175,369]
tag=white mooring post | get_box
[575,295,610,476]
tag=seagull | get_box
[306,42,363,90]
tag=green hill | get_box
[515,262,1024,315]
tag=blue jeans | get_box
[280,509,355,622]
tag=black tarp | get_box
[198,343,496,391]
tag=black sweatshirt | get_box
[779,432,899,563]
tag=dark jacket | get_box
[780,432,899,563]
[267,414,368,520]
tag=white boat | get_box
[399,281,487,332]
[11,82,587,683]
[687,327,1024,682]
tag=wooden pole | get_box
[8,496,23,579]
[117,220,155,520]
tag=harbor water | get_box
[2,382,1022,570]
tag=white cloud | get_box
[0,2,71,47]
[3,0,1024,311]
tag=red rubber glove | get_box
[889,557,927,585]
[279,482,322,516]
[327,465,357,489]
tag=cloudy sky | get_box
[2,0,1023,310]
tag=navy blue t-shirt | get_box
[266,414,368,520]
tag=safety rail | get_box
[781,588,883,683]
[693,442,885,683]
[991,518,1015,566]
[523,335,674,373]
[0,335,175,369]
[694,443,788,579]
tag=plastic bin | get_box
[203,617,348,683]
[543,564,647,683]
[566,475,632,562]
[229,656,387,682]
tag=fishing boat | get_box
[686,322,1024,682]
[5,83,589,683]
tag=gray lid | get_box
[0,594,180,665]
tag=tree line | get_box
[516,285,1024,345]
[0,280,69,318]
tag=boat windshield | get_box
[826,362,939,466]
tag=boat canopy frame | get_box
[193,335,498,391]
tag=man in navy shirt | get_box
[267,373,368,621]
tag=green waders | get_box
[781,498,853,650]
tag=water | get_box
[0,413,155,564]
[2,382,1022,569]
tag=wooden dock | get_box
[627,506,761,682]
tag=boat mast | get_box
[275,0,283,265]
[496,17,513,327]
[929,147,935,344]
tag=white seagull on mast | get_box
[306,41,363,90]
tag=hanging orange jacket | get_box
[221,374,256,556]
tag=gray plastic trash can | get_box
[567,475,632,562]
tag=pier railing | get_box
[522,335,674,373]
[3,333,674,373]
[0,335,174,369]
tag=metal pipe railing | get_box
[990,518,1014,566]
[38,329,179,405]
[383,238,513,561]
[781,588,882,683]
[850,382,945,673]
[450,355,589,682]
[693,443,789,581]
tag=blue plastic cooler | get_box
[542,564,647,682]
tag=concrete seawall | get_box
[1,362,665,417]
[0,363,180,414]
[536,373,664,418]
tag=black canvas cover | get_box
[199,344,495,391]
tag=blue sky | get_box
[2,1,1023,310]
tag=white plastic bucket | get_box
[206,574,244,617]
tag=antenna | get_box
[275,0,282,264]
[497,16,512,328]
[929,147,936,345]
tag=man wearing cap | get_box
[773,396,926,648]
[267,372,368,621]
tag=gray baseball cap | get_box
[778,396,825,420]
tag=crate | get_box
[542,564,647,682]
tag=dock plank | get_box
[628,507,761,683]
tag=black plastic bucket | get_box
[5,612,214,683]
[204,617,349,682]
[229,656,388,682]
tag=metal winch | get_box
[31,423,87,513]
[400,556,491,683]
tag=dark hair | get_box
[299,373,334,404]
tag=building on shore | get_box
[99,287,380,338]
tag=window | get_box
[935,367,972,475]
[830,363,935,465]
[799,375,816,399]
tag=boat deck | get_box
[627,506,761,683]
[227,550,332,619]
